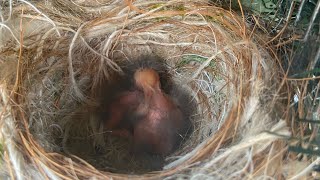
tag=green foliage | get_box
[290,68,320,78]
[288,146,320,156]
[177,55,215,68]
[149,3,186,11]
[0,143,2,154]
[289,118,320,156]
[236,0,277,14]
[0,142,3,164]
[297,119,320,124]
[266,124,320,157]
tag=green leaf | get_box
[288,145,320,156]
[178,55,215,68]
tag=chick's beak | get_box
[134,68,161,94]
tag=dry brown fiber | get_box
[0,0,314,179]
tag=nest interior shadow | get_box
[60,55,196,173]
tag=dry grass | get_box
[0,0,301,179]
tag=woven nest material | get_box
[0,0,291,179]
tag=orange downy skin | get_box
[133,69,184,155]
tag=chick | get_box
[132,68,185,155]
[103,90,142,138]
[103,68,186,155]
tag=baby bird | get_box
[103,90,142,138]
[132,68,185,156]
[103,68,185,156]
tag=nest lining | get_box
[0,0,291,179]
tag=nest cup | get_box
[0,0,290,179]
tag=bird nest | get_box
[0,0,291,179]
